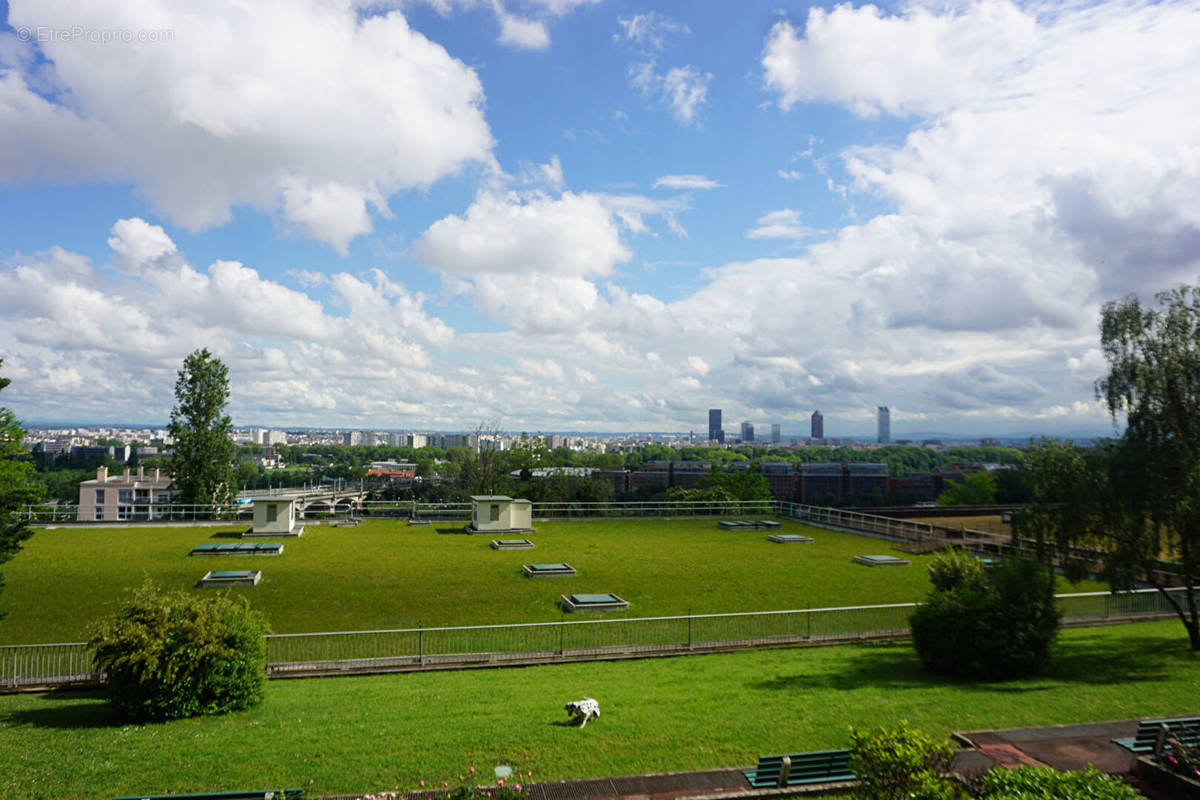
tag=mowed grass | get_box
[0,519,1104,643]
[0,621,1195,799]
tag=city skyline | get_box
[2,2,1196,435]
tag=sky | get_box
[0,0,1198,437]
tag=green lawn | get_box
[0,620,1194,799]
[0,519,1104,644]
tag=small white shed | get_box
[467,495,534,533]
[247,499,302,537]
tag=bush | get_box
[848,722,964,800]
[91,581,269,722]
[974,765,1141,799]
[910,556,1059,680]
[927,548,987,593]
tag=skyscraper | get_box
[771,423,781,444]
[708,409,723,443]
[811,410,824,440]
[740,421,754,442]
[877,406,890,444]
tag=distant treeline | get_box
[28,440,1025,505]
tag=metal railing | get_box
[774,502,937,543]
[3,588,1188,690]
[23,499,782,524]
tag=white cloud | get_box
[1,0,494,249]
[746,209,815,240]
[653,174,722,191]
[107,217,179,273]
[0,225,487,426]
[615,11,689,50]
[529,0,599,16]
[414,190,630,278]
[762,2,1038,117]
[497,12,551,50]
[593,192,690,237]
[631,61,711,126]
[414,0,595,49]
[734,0,1200,429]
[5,2,1196,436]
[517,155,565,190]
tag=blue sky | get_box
[1,0,1198,436]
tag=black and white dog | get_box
[564,697,600,728]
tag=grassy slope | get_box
[0,519,1103,644]
[0,621,1195,799]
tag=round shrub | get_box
[910,556,1059,680]
[91,581,269,722]
[848,722,964,800]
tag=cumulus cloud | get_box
[0,218,463,423]
[0,0,494,250]
[414,190,631,279]
[728,0,1200,430]
[413,187,695,333]
[762,2,1037,117]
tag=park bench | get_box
[1113,716,1200,753]
[114,789,304,800]
[742,749,855,788]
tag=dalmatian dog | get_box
[564,697,600,728]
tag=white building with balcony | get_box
[77,465,177,521]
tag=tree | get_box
[91,581,268,721]
[1021,287,1200,651]
[1094,286,1200,650]
[0,361,40,619]
[935,471,996,506]
[457,419,510,496]
[167,349,237,507]
[699,464,774,502]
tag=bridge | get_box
[237,487,370,516]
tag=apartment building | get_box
[76,465,177,521]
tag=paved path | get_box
[953,718,1138,776]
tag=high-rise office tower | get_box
[708,409,723,443]
[811,410,824,440]
[877,406,890,444]
[740,422,754,442]
[771,423,781,444]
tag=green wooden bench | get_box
[114,789,303,800]
[1113,716,1200,753]
[742,749,855,787]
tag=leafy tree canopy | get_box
[935,471,996,506]
[167,348,237,506]
[0,361,39,618]
[1017,285,1200,650]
